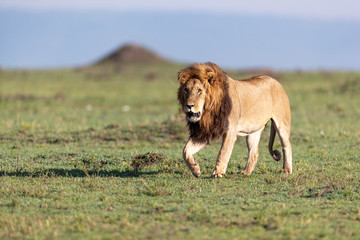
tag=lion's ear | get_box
[205,62,225,86]
[205,62,221,86]
[206,72,215,86]
[178,71,188,85]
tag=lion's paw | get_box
[280,169,292,174]
[211,173,224,178]
[239,170,252,176]
[191,171,201,178]
[188,163,201,178]
[211,170,225,178]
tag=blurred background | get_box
[1,0,359,71]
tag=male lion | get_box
[177,62,292,178]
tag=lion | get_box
[177,62,292,178]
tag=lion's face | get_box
[178,62,227,124]
[181,79,206,123]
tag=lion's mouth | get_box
[186,112,201,122]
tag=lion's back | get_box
[235,75,287,97]
[232,75,289,127]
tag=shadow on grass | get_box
[0,168,158,178]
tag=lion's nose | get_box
[186,104,194,109]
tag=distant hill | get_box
[94,44,170,66]
[80,44,175,80]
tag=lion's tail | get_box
[269,119,281,161]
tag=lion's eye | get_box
[197,89,202,95]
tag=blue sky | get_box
[1,0,360,70]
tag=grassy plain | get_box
[0,64,359,239]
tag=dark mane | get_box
[188,78,232,143]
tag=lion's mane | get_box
[177,62,232,143]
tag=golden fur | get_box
[178,62,292,178]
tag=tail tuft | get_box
[272,150,281,161]
[269,119,282,162]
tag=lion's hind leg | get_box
[272,117,292,174]
[240,126,265,175]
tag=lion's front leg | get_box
[212,131,237,178]
[183,138,207,178]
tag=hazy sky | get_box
[1,0,360,21]
[1,0,360,70]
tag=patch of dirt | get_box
[306,186,334,198]
[131,152,166,172]
[0,93,65,102]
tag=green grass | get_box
[0,65,359,239]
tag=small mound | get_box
[96,44,168,65]
[131,152,166,172]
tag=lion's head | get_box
[177,62,232,143]
[178,76,206,123]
